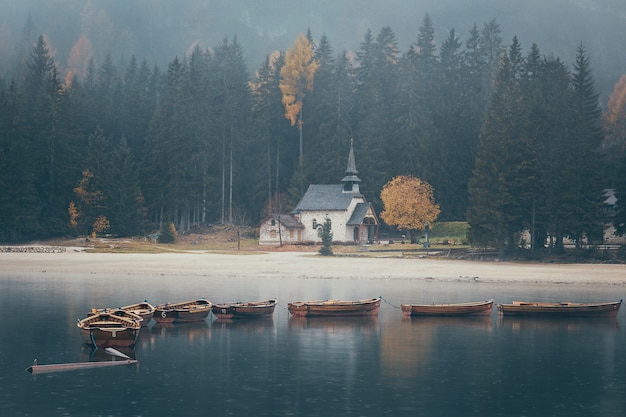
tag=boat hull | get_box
[497,300,622,317]
[153,299,212,323]
[212,299,277,319]
[401,300,494,317]
[288,298,381,317]
[79,327,140,348]
[77,310,141,348]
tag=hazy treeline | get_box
[0,15,624,249]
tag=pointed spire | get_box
[345,138,358,175]
[341,139,361,193]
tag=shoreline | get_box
[1,250,625,286]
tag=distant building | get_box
[259,141,379,245]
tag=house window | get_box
[289,229,294,238]
[312,219,317,229]
[271,219,276,226]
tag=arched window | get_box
[271,219,276,226]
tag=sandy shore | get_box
[1,249,625,286]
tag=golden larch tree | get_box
[380,175,440,243]
[604,74,626,170]
[279,32,319,166]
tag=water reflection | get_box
[5,273,626,416]
[211,317,275,333]
[78,345,137,362]
[288,315,379,332]
[381,315,493,382]
[148,321,211,343]
[498,316,620,332]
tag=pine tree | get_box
[213,37,252,224]
[433,28,468,220]
[355,26,400,210]
[467,53,521,250]
[0,81,40,241]
[104,137,146,236]
[561,44,606,247]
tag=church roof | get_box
[291,184,363,213]
[347,202,372,225]
[260,213,304,229]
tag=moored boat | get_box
[89,301,155,326]
[401,300,494,317]
[497,299,622,317]
[77,310,142,348]
[153,299,212,323]
[287,297,381,317]
[212,299,277,319]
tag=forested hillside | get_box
[1,14,625,251]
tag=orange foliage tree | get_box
[380,175,441,243]
[604,74,626,171]
[279,33,319,166]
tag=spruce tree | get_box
[562,44,606,246]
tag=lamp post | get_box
[423,222,430,248]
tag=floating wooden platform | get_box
[26,359,138,375]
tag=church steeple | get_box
[341,139,361,193]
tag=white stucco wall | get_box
[296,202,364,243]
[258,219,301,245]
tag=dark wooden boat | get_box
[287,297,381,317]
[401,300,494,317]
[497,299,622,317]
[153,299,212,323]
[212,299,277,319]
[77,310,142,348]
[89,301,155,326]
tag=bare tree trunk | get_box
[221,130,226,224]
[229,144,233,224]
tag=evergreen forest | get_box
[1,14,625,251]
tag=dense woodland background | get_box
[1,5,625,251]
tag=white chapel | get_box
[259,141,379,245]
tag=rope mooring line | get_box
[380,295,401,309]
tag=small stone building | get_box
[259,142,379,245]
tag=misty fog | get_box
[1,0,624,98]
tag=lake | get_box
[1,255,625,416]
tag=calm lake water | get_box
[1,269,625,416]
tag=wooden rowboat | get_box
[212,299,277,319]
[77,310,141,348]
[89,301,155,326]
[497,299,622,317]
[153,299,212,323]
[287,297,381,317]
[401,300,494,317]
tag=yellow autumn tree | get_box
[380,176,441,243]
[604,74,626,171]
[279,33,319,166]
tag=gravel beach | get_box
[1,249,625,286]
